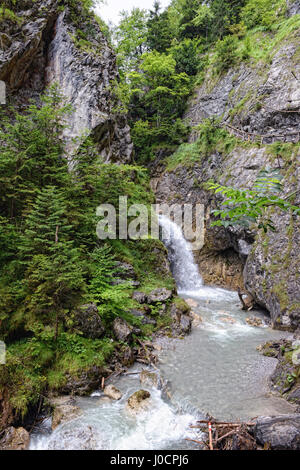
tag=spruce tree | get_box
[0,84,71,220]
[146,1,173,53]
[20,186,87,337]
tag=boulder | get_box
[97,396,112,405]
[238,288,255,311]
[115,262,136,279]
[178,314,192,335]
[112,262,139,286]
[230,431,257,450]
[132,291,147,304]
[254,414,300,450]
[50,396,82,430]
[288,387,300,404]
[72,303,104,339]
[0,427,30,450]
[147,288,172,303]
[103,384,122,400]
[49,396,77,407]
[140,370,161,389]
[170,300,190,319]
[58,365,106,395]
[287,0,300,16]
[157,304,167,316]
[113,317,133,343]
[170,301,192,336]
[126,390,151,415]
[130,309,156,326]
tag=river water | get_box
[30,216,294,450]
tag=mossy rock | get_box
[126,389,151,415]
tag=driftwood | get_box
[216,429,236,442]
[136,338,159,369]
[185,438,209,449]
[194,420,255,426]
[188,418,257,450]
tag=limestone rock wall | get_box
[152,26,300,329]
[0,0,133,162]
[185,31,300,138]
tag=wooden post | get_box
[208,422,213,450]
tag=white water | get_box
[30,216,294,450]
[159,214,203,292]
[30,369,199,450]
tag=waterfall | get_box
[159,214,203,292]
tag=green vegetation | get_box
[0,85,174,418]
[214,35,240,72]
[111,0,299,164]
[0,6,22,24]
[2,0,300,425]
[206,169,300,232]
[241,0,286,30]
[165,119,238,170]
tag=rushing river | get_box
[30,216,294,450]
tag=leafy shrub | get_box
[241,0,287,30]
[207,169,300,232]
[169,38,200,76]
[214,35,240,73]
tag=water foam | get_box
[159,214,203,291]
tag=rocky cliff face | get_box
[152,14,300,330]
[0,0,133,162]
[185,36,300,139]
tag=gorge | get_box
[0,0,300,451]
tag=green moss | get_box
[0,7,23,24]
[173,297,190,315]
[0,333,116,417]
[47,370,66,390]
[288,303,300,314]
[271,281,289,312]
